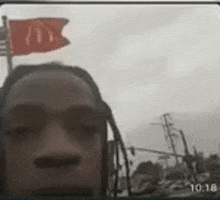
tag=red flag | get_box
[9,18,70,56]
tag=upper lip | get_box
[31,186,93,197]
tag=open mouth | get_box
[31,186,93,197]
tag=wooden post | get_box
[2,16,13,75]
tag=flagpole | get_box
[2,16,13,75]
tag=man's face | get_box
[2,70,105,197]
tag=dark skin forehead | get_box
[3,70,97,116]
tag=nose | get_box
[33,121,82,169]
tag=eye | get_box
[82,125,97,133]
[71,125,97,135]
[5,127,33,135]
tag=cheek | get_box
[4,142,32,177]
[4,138,37,163]
[81,147,102,188]
[3,142,35,194]
[84,141,102,169]
[84,156,102,178]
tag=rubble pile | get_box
[118,172,220,197]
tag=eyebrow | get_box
[3,102,103,118]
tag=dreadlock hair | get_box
[0,62,132,197]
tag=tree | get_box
[205,154,220,183]
[136,161,154,174]
[133,161,162,182]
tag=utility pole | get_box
[172,129,189,155]
[171,127,193,157]
[162,113,179,166]
[193,145,198,157]
[171,128,199,182]
[179,130,189,154]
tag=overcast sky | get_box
[0,4,220,170]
